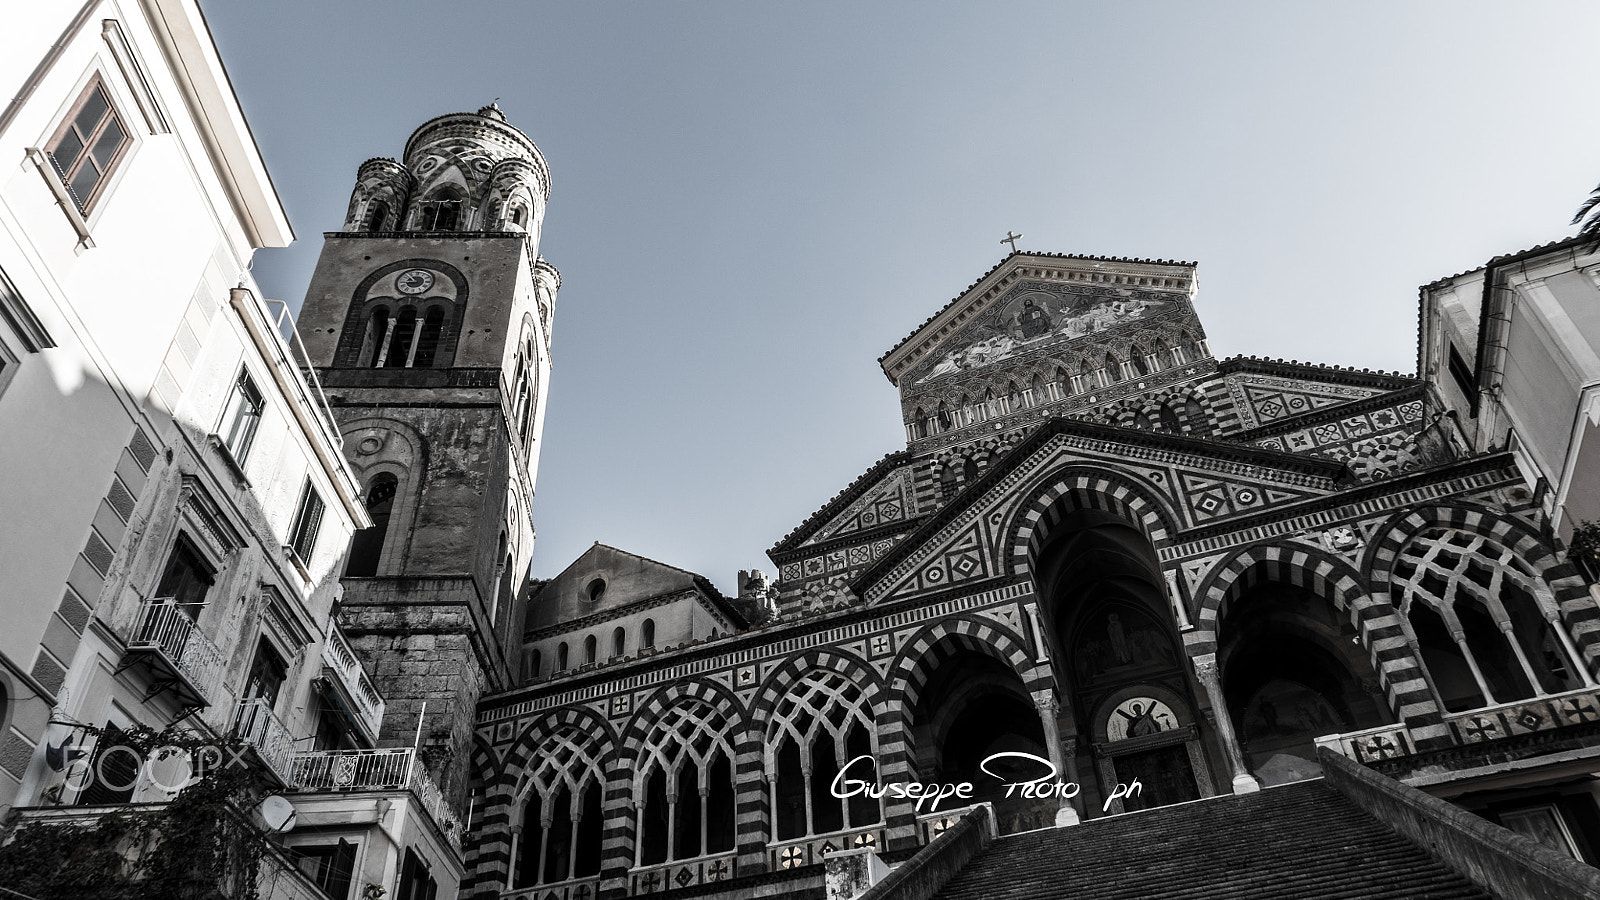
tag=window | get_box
[243,640,288,707]
[557,642,569,671]
[612,626,626,659]
[583,634,597,665]
[346,473,397,576]
[365,200,391,232]
[416,192,463,231]
[414,307,445,368]
[288,478,326,563]
[47,77,131,214]
[641,619,655,650]
[292,840,358,900]
[155,538,213,612]
[396,848,438,900]
[77,723,139,805]
[527,649,542,680]
[220,370,265,464]
[586,578,606,604]
[637,700,736,865]
[1448,343,1476,398]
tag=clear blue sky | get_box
[204,1,1600,591]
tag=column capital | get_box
[1030,688,1059,714]
[1191,652,1218,680]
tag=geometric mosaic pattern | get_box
[802,468,915,546]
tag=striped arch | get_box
[1004,466,1181,578]
[752,647,884,720]
[1365,503,1600,673]
[467,708,620,896]
[464,735,509,897]
[876,615,1047,851]
[888,615,1047,715]
[621,677,747,760]
[1186,542,1440,737]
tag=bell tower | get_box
[295,103,558,809]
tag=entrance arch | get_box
[1216,564,1395,785]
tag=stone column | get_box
[1191,654,1259,794]
[1030,689,1080,825]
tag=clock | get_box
[396,269,434,294]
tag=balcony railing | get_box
[126,599,226,706]
[288,747,462,850]
[317,620,386,743]
[233,698,297,786]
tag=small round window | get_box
[586,577,606,604]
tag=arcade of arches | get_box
[474,479,1600,893]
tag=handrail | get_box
[128,599,226,703]
[319,620,386,738]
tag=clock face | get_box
[396,269,435,294]
[1107,697,1179,742]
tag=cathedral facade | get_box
[288,105,1600,900]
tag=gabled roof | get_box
[878,251,1197,385]
[769,450,913,556]
[529,542,747,628]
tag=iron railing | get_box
[289,747,462,850]
[233,698,298,786]
[319,620,386,741]
[127,599,226,704]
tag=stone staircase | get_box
[934,779,1494,900]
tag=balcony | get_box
[123,599,226,708]
[288,747,462,850]
[233,698,298,786]
[313,621,386,745]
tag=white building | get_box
[0,3,459,898]
[1421,236,1600,542]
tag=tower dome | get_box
[340,104,550,235]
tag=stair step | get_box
[932,780,1493,900]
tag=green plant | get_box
[0,724,273,900]
[1569,520,1600,580]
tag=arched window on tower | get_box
[768,670,880,840]
[509,205,527,229]
[516,339,537,446]
[345,473,398,577]
[413,307,446,368]
[366,199,391,232]
[583,634,597,666]
[361,307,390,367]
[557,642,569,671]
[641,619,655,650]
[612,626,626,659]
[526,648,542,680]
[416,187,465,231]
[384,308,418,368]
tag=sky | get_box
[203,1,1600,592]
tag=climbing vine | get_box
[0,723,273,900]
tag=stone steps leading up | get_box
[934,779,1493,900]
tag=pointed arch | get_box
[1004,467,1181,578]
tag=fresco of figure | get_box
[1018,298,1052,339]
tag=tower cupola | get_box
[340,104,550,237]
